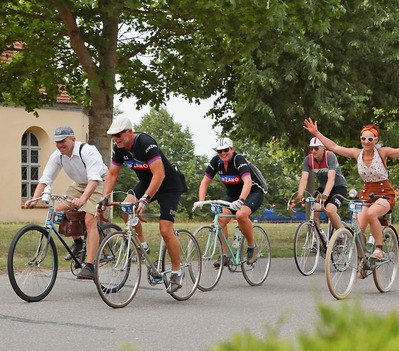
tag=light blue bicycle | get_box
[193,200,271,291]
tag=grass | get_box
[0,220,300,273]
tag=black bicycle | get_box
[8,191,121,302]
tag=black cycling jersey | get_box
[204,152,261,200]
[111,132,186,194]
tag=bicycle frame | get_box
[115,210,171,280]
[347,200,393,270]
[209,211,246,266]
[306,197,333,251]
[40,196,84,269]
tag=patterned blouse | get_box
[357,146,388,182]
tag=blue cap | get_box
[54,126,74,141]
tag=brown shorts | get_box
[359,179,395,212]
[65,176,106,215]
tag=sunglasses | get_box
[310,146,321,151]
[217,147,231,154]
[360,136,378,142]
[112,130,128,138]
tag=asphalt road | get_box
[1,257,399,351]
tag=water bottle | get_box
[42,185,52,204]
[232,227,242,249]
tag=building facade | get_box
[0,102,89,223]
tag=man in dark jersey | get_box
[98,117,187,294]
[194,137,264,266]
[292,137,347,235]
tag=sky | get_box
[115,96,222,158]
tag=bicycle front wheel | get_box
[194,225,223,291]
[162,229,201,301]
[373,226,399,293]
[240,225,271,286]
[95,232,141,308]
[325,228,358,300]
[294,221,320,276]
[7,224,58,302]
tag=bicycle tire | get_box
[8,224,58,302]
[293,221,320,276]
[162,229,201,301]
[373,226,399,293]
[100,222,123,239]
[95,231,141,308]
[325,228,357,300]
[193,225,223,291]
[240,225,271,286]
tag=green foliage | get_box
[210,303,399,351]
[117,302,399,351]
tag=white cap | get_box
[309,137,324,147]
[107,117,132,135]
[215,137,233,150]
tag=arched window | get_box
[21,131,40,199]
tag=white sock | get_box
[141,241,148,249]
[172,269,182,276]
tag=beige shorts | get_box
[65,178,105,216]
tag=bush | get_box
[210,302,399,351]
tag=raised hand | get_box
[304,118,318,135]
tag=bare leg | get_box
[160,220,180,271]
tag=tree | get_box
[0,0,346,166]
[209,0,399,149]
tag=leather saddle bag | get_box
[59,210,86,237]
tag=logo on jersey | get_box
[145,144,157,153]
[236,162,247,170]
[133,161,149,170]
[219,174,241,184]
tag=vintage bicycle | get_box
[8,190,121,302]
[95,194,202,308]
[192,200,271,291]
[288,191,346,276]
[325,191,399,299]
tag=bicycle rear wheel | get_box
[193,225,223,291]
[71,222,124,276]
[100,222,123,239]
[373,226,399,293]
[325,228,357,300]
[294,221,320,276]
[240,225,271,286]
[162,229,201,301]
[7,224,58,302]
[95,231,141,308]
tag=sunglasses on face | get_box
[310,146,321,151]
[217,147,231,154]
[112,130,128,138]
[360,136,378,142]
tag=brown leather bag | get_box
[59,210,86,237]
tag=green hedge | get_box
[120,302,399,350]
[211,303,399,351]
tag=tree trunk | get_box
[88,93,114,168]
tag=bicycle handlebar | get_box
[192,200,232,212]
[332,192,389,204]
[97,202,148,224]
